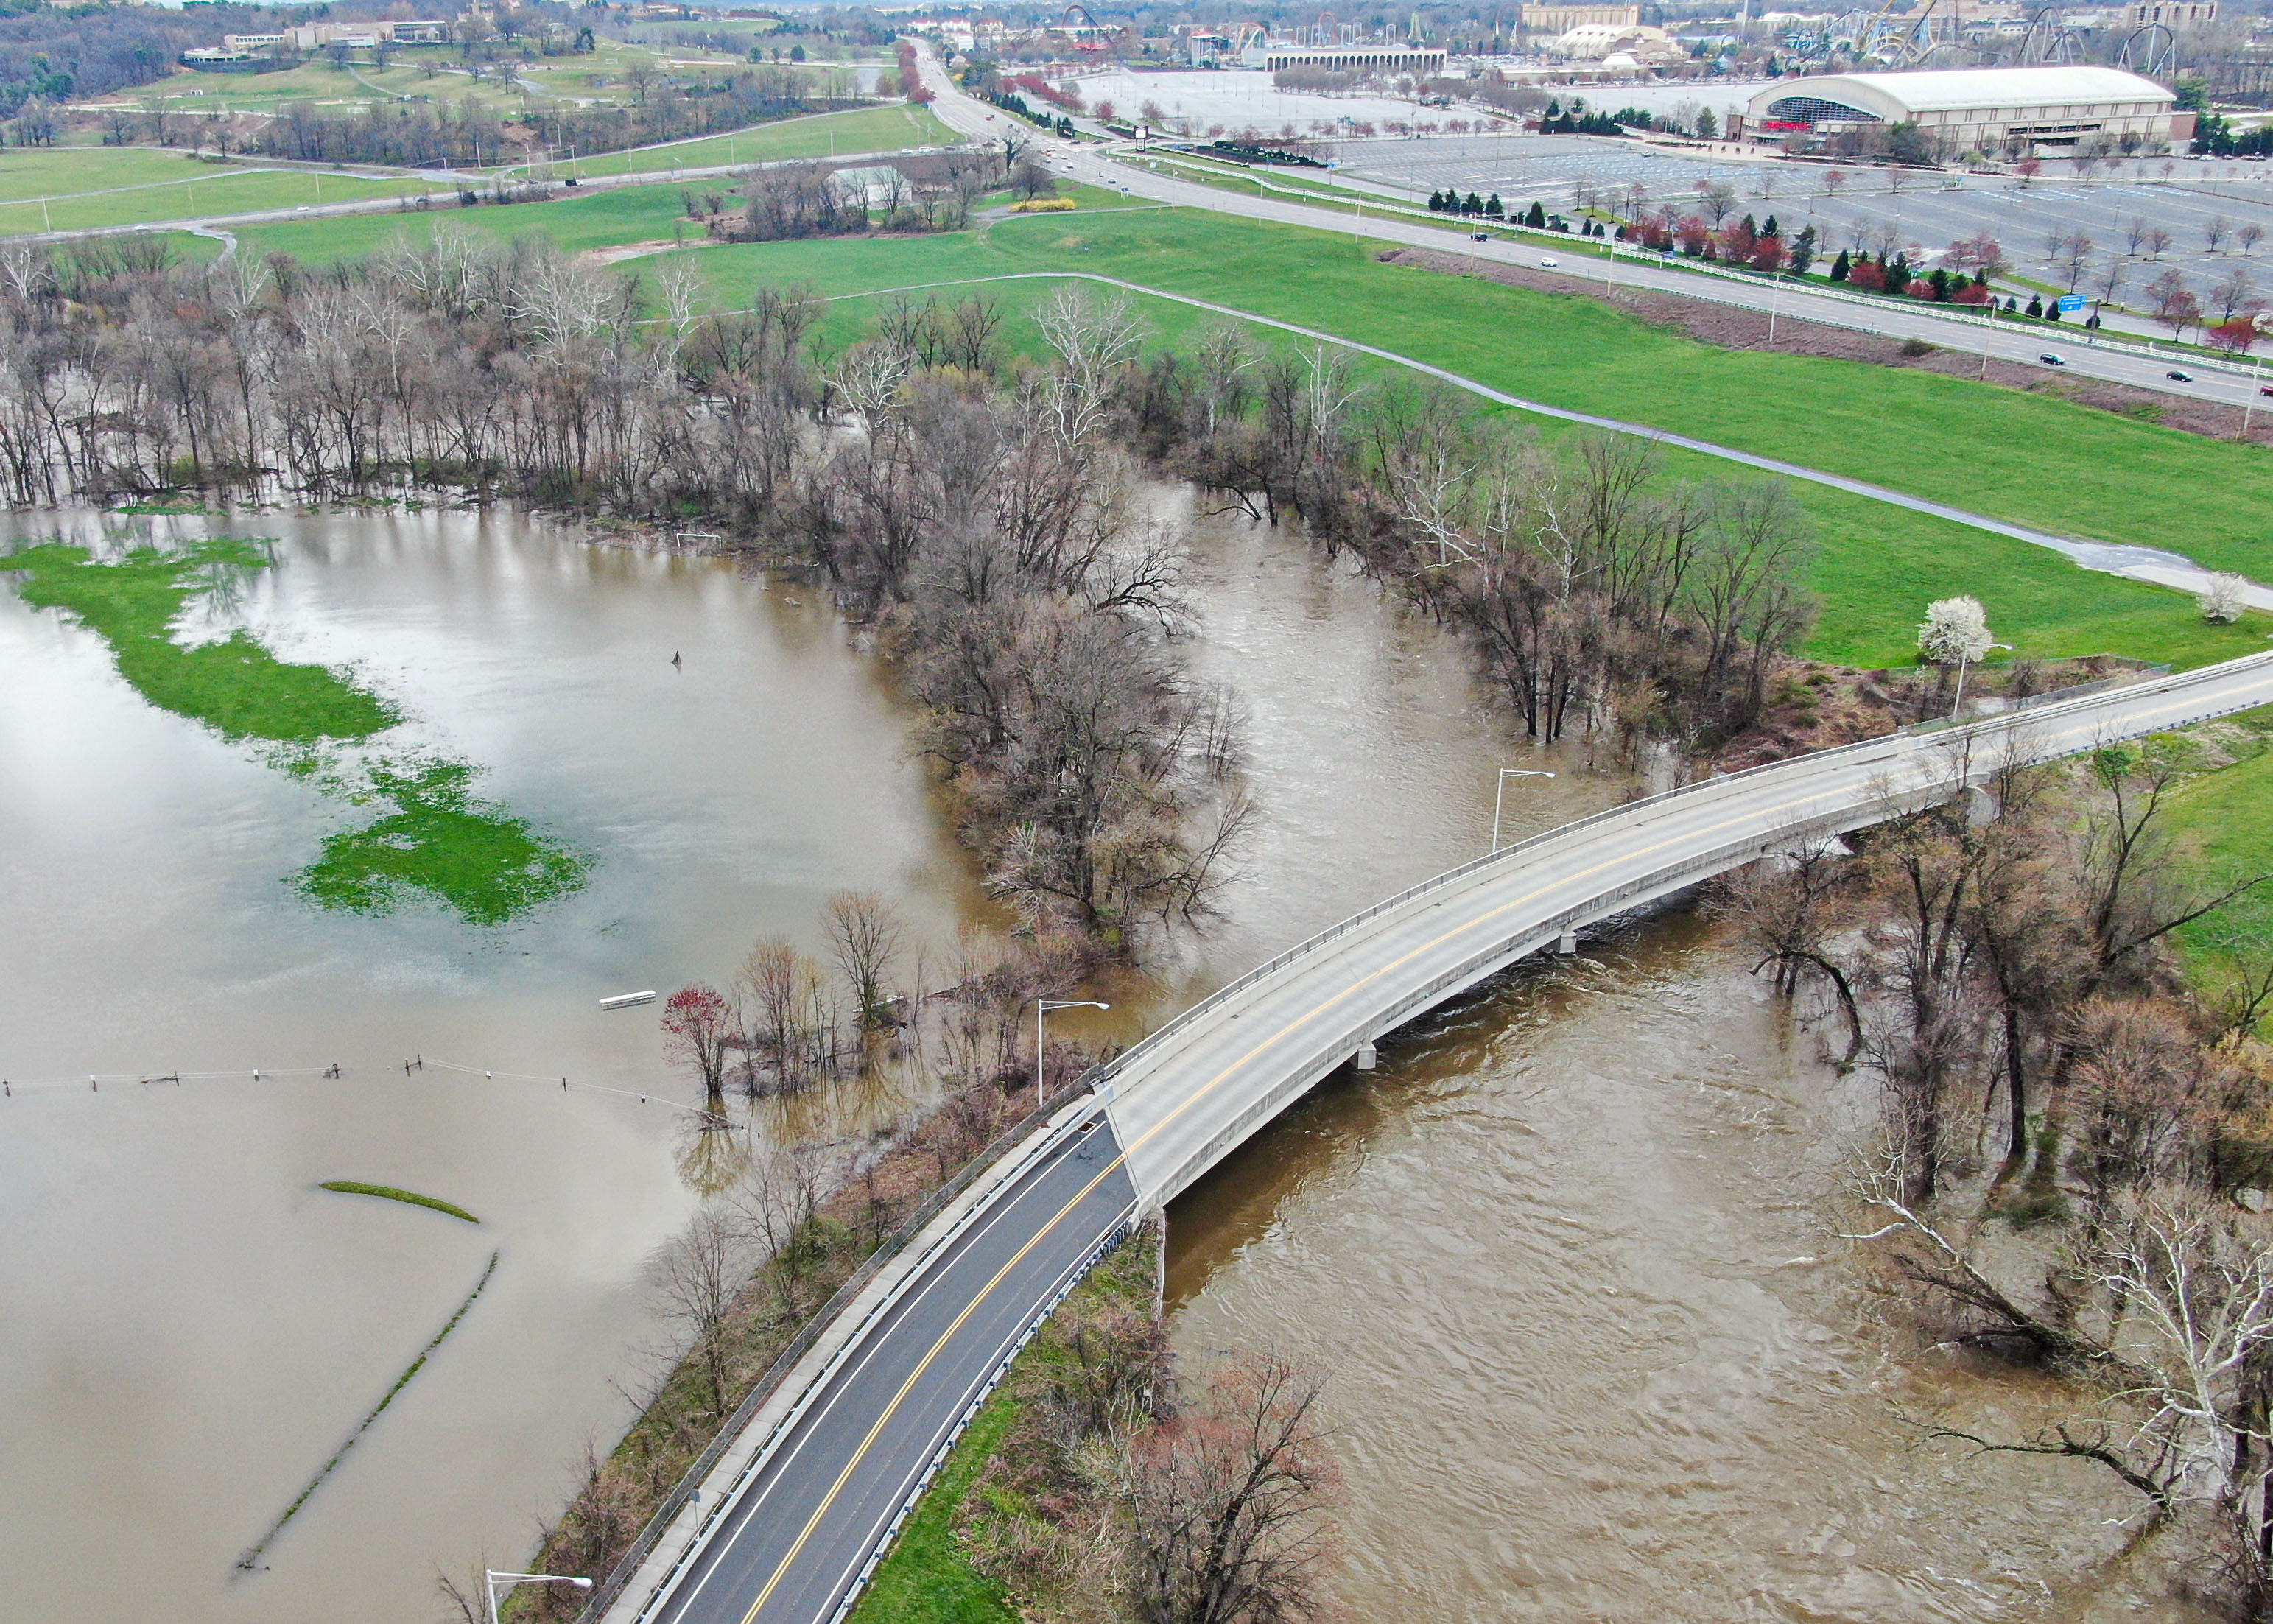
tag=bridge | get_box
[592,650,2273,1624]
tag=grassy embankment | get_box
[319,1180,482,1223]
[0,539,586,924]
[0,102,953,234]
[846,1228,1159,1624]
[625,205,2272,672]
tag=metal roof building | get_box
[1746,66,2182,152]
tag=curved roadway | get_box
[608,649,2273,1624]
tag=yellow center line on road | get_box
[729,679,2255,1624]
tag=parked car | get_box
[1471,229,1489,241]
[2040,352,2067,366]
[2167,369,2193,382]
[1538,256,1559,268]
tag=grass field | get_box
[630,211,2268,669]
[0,164,427,235]
[529,101,958,180]
[0,538,401,742]
[234,183,704,261]
[0,102,952,233]
[318,1180,482,1223]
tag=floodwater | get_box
[3,493,2192,1624]
[0,507,990,1624]
[1149,498,2202,1621]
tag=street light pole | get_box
[1036,998,1109,1113]
[1492,767,1557,853]
[486,1571,592,1624]
[1950,641,2014,719]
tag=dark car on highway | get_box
[2040,353,2067,366]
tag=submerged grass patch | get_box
[4,537,589,926]
[294,759,589,927]
[318,1181,481,1224]
[0,538,398,742]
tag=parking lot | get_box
[1332,133,2273,317]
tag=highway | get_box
[602,647,2273,1624]
[911,54,2269,420]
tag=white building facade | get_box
[1747,64,2182,152]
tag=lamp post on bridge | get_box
[1950,641,2014,720]
[1492,767,1557,853]
[1036,998,1109,1113]
[486,1571,591,1624]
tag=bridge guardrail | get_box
[1085,650,2273,1112]
[575,1075,1106,1624]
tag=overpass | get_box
[594,650,2273,1624]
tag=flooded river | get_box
[2,498,2191,1623]
[0,507,987,1623]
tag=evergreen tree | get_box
[1740,213,1756,236]
[2026,293,2045,317]
[1428,189,1446,211]
[1762,214,1779,238]
[1486,192,1503,217]
[1546,98,1561,118]
[1464,191,1484,214]
[1525,199,1546,228]
[1927,267,1951,300]
[1829,247,1850,281]
[1791,225,1818,275]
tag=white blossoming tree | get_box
[1918,596,1993,666]
[2199,572,2249,625]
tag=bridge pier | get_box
[1354,1040,1377,1072]
[1554,928,1578,955]
[1964,785,2000,826]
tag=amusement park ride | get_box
[1791,0,2179,73]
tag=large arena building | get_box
[1745,66,2186,152]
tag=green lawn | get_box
[0,164,430,234]
[639,212,2272,669]
[535,102,957,180]
[2166,730,2273,1002]
[235,183,703,262]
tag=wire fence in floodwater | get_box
[0,1055,715,1117]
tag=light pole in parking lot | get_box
[1036,999,1110,1111]
[1492,768,1557,853]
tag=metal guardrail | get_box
[569,1074,1102,1624]
[1081,650,2273,1111]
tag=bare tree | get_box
[824,888,904,1030]
[1112,1357,1341,1624]
[651,1202,756,1419]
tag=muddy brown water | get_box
[1,499,2195,1623]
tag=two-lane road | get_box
[639,1114,1136,1624]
